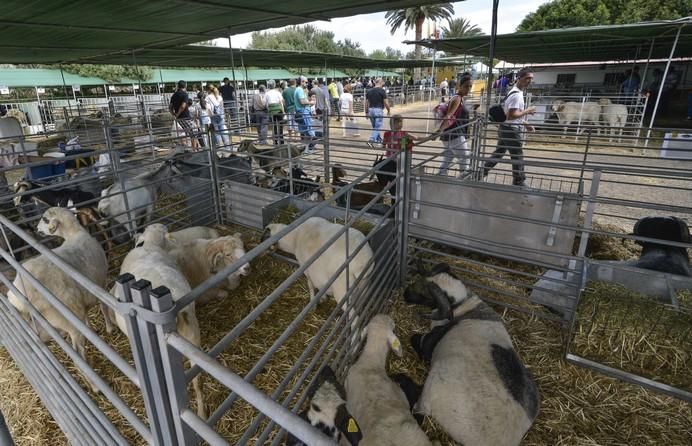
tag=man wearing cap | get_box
[169,80,199,149]
[294,76,317,154]
[365,78,391,145]
[482,67,536,187]
[219,77,238,133]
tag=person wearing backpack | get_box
[482,67,536,187]
[437,73,473,178]
[206,85,230,148]
[266,79,285,145]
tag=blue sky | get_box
[224,0,550,53]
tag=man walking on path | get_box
[219,77,238,133]
[169,80,199,150]
[282,79,297,136]
[312,79,331,118]
[328,78,341,121]
[365,78,391,145]
[295,76,317,154]
[482,67,536,187]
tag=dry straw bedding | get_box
[0,203,690,444]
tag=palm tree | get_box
[442,17,484,38]
[385,4,455,63]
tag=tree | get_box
[442,17,484,38]
[369,47,405,60]
[248,25,366,57]
[61,64,152,83]
[385,4,455,64]
[517,0,690,32]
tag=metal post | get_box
[114,275,168,446]
[646,26,682,143]
[639,38,656,93]
[207,126,223,225]
[104,116,136,236]
[35,87,46,135]
[129,280,195,445]
[578,130,592,186]
[323,112,330,183]
[396,149,412,286]
[425,46,437,133]
[484,0,500,122]
[149,286,197,445]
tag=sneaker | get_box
[303,147,315,155]
[366,141,375,148]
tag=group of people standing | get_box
[169,78,239,150]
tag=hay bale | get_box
[571,281,691,390]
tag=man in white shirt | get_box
[482,67,536,187]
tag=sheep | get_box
[13,180,112,251]
[345,314,433,446]
[167,234,250,303]
[263,217,373,306]
[551,100,602,136]
[331,164,393,215]
[164,226,220,247]
[598,98,628,143]
[237,139,302,172]
[97,161,177,243]
[7,207,111,391]
[404,263,539,446]
[629,216,690,276]
[110,223,206,418]
[286,366,363,446]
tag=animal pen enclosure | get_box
[0,94,690,446]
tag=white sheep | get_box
[598,98,628,143]
[110,223,206,418]
[551,100,602,136]
[345,314,433,446]
[7,207,110,390]
[167,233,250,303]
[166,226,220,246]
[404,263,540,446]
[264,217,374,306]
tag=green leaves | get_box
[61,64,152,83]
[517,0,690,32]
[248,25,366,57]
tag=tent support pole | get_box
[228,31,237,85]
[425,45,437,133]
[484,0,499,121]
[59,64,75,137]
[639,38,655,94]
[645,26,681,145]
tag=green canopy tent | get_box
[0,0,456,65]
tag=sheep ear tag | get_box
[335,404,362,445]
[389,334,403,357]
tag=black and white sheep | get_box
[286,366,363,446]
[404,263,540,446]
[345,314,434,446]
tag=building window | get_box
[556,73,576,86]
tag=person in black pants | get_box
[483,68,536,186]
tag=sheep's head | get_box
[206,234,250,286]
[551,100,565,112]
[404,262,453,307]
[286,366,362,446]
[361,314,403,357]
[331,165,347,184]
[262,223,294,254]
[598,98,611,106]
[37,207,78,237]
[136,223,168,248]
[12,180,30,207]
